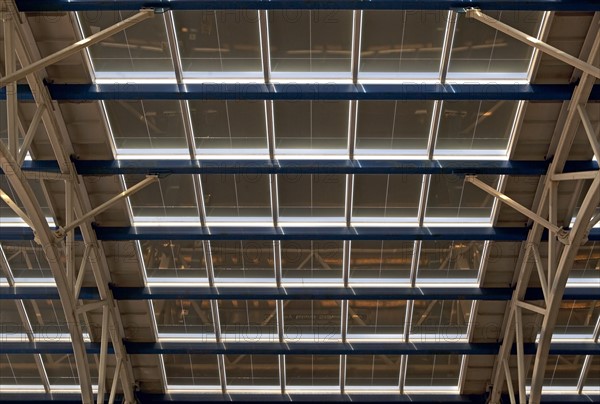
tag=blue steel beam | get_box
[1,286,598,301]
[45,83,600,101]
[1,226,599,241]
[14,0,600,11]
[1,341,599,356]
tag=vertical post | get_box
[514,307,526,404]
[4,10,17,159]
[97,304,110,404]
[108,357,122,404]
[502,358,517,404]
[66,182,75,290]
[548,180,558,289]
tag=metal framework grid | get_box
[0,1,599,403]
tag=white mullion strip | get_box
[351,10,362,84]
[164,11,184,83]
[259,10,271,84]
[439,11,458,83]
[348,101,358,160]
[340,354,347,394]
[576,354,592,394]
[507,101,528,160]
[527,12,554,82]
[278,354,286,395]
[476,241,492,287]
[491,175,508,225]
[342,240,351,288]
[458,355,469,394]
[344,174,354,227]
[274,240,282,288]
[271,174,279,227]
[426,101,443,160]
[398,354,408,394]
[418,175,431,226]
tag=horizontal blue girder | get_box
[15,0,600,11]
[1,286,597,301]
[41,159,596,176]
[0,85,35,101]
[45,83,600,101]
[1,226,599,241]
[1,341,599,356]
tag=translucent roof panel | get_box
[24,300,70,337]
[527,355,584,391]
[125,175,199,225]
[0,355,43,386]
[219,300,277,341]
[417,241,484,285]
[554,300,600,339]
[347,300,407,338]
[355,101,433,158]
[359,11,447,79]
[269,10,353,78]
[404,355,461,389]
[278,174,346,224]
[281,240,344,285]
[104,101,188,157]
[77,11,175,79]
[569,241,600,285]
[153,299,214,336]
[141,240,208,281]
[0,242,52,280]
[163,354,221,387]
[201,174,272,224]
[42,354,98,387]
[173,11,262,78]
[273,101,349,157]
[284,300,341,342]
[225,354,280,388]
[410,301,472,340]
[435,101,520,157]
[346,355,401,388]
[447,11,544,80]
[0,177,54,227]
[286,355,340,388]
[349,240,413,284]
[352,175,422,225]
[585,356,600,392]
[425,175,499,225]
[190,100,268,157]
[210,240,275,284]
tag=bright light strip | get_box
[166,385,222,393]
[13,278,57,287]
[0,385,46,393]
[51,385,99,393]
[157,333,216,343]
[116,151,191,160]
[146,279,210,287]
[94,77,177,84]
[403,386,460,393]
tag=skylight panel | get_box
[410,301,472,340]
[225,355,280,388]
[286,355,340,388]
[568,241,600,286]
[349,241,414,285]
[553,300,600,339]
[359,11,447,79]
[0,242,53,280]
[346,355,401,388]
[354,101,433,158]
[77,11,175,79]
[424,175,500,225]
[526,355,583,392]
[173,11,262,79]
[103,101,188,157]
[352,174,422,225]
[43,354,99,388]
[163,354,221,387]
[190,100,268,157]
[281,240,344,285]
[0,355,43,386]
[417,241,484,286]
[124,175,200,225]
[219,300,278,341]
[211,240,275,284]
[141,240,208,281]
[201,173,272,225]
[447,11,544,80]
[153,299,214,336]
[434,101,521,157]
[404,355,461,389]
[284,300,341,342]
[347,300,407,339]
[269,10,353,79]
[273,101,349,157]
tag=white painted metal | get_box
[3,11,17,159]
[97,304,110,404]
[0,9,154,87]
[503,358,517,404]
[74,244,92,300]
[577,104,600,161]
[551,171,598,181]
[0,188,35,228]
[466,8,600,79]
[17,104,45,165]
[530,245,549,306]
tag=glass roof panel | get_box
[278,174,346,223]
[78,11,175,79]
[0,177,54,227]
[153,299,214,336]
[284,300,341,342]
[202,174,271,224]
[435,101,519,156]
[585,356,600,392]
[219,300,278,341]
[225,354,280,388]
[274,101,349,156]
[352,175,422,225]
[355,101,433,157]
[163,354,221,386]
[527,355,583,390]
[286,355,340,387]
[191,100,268,157]
[346,355,401,388]
[24,300,70,337]
[404,355,461,388]
[554,300,600,339]
[349,241,413,284]
[0,242,52,280]
[347,300,407,338]
[447,11,544,80]
[425,175,499,225]
[281,240,344,284]
[359,11,447,79]
[569,241,600,284]
[104,101,188,156]
[410,301,472,340]
[125,175,199,225]
[173,11,262,78]
[43,354,98,387]
[269,10,353,78]
[211,240,275,284]
[417,241,484,285]
[0,355,43,386]
[142,240,208,281]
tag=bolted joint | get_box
[557,228,571,244]
[54,226,66,241]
